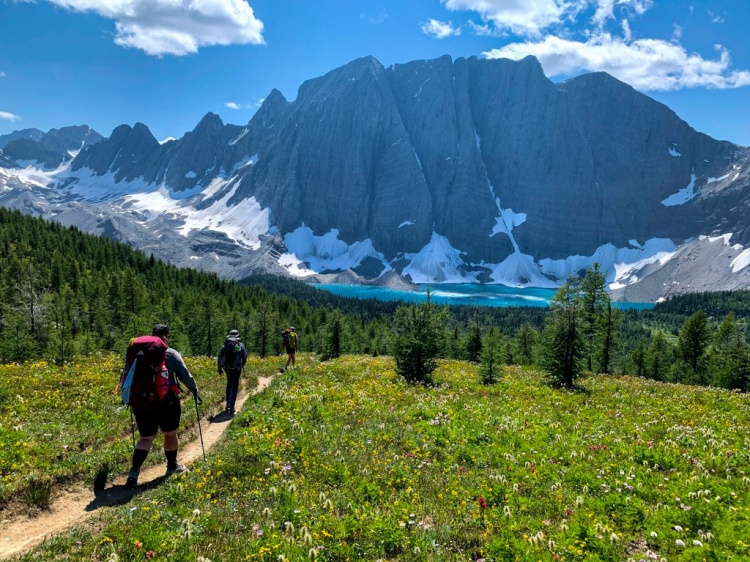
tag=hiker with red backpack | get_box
[217,329,247,416]
[117,324,199,489]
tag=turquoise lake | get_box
[312,283,655,310]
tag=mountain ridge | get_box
[1,54,749,302]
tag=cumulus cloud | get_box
[421,18,462,39]
[224,102,241,110]
[484,35,750,90]
[40,0,264,56]
[438,0,750,91]
[443,0,577,37]
[466,20,505,37]
[0,111,21,122]
[254,97,265,107]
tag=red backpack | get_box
[120,336,179,407]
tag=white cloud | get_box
[0,111,21,122]
[707,10,725,24]
[224,101,241,110]
[466,20,505,37]
[0,72,6,78]
[254,97,265,107]
[443,0,580,37]
[591,0,652,28]
[621,18,631,42]
[484,34,750,90]
[40,0,265,56]
[421,18,462,39]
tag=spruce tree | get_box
[674,310,711,384]
[646,331,671,381]
[578,263,608,373]
[480,327,503,384]
[542,280,583,388]
[391,291,447,384]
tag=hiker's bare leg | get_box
[136,434,156,451]
[163,429,178,452]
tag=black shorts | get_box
[132,394,181,437]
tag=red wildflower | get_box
[478,496,487,510]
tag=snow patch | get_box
[230,153,259,173]
[668,144,681,157]
[280,226,388,277]
[661,174,697,206]
[491,206,526,240]
[486,253,557,288]
[540,238,677,290]
[707,171,732,184]
[184,171,197,179]
[699,233,733,245]
[731,248,750,273]
[413,150,422,170]
[402,232,476,283]
[398,220,415,228]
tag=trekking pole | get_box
[129,408,136,449]
[193,392,207,462]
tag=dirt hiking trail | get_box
[0,375,274,561]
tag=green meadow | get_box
[3,354,750,561]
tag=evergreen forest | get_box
[1,207,748,391]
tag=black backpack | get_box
[223,337,243,371]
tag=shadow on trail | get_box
[207,411,234,424]
[85,475,169,512]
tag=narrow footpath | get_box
[0,375,274,561]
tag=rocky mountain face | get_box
[0,125,103,168]
[1,55,749,301]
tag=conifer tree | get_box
[542,280,583,388]
[321,309,343,360]
[515,324,537,365]
[631,338,648,378]
[712,313,750,391]
[578,263,608,372]
[646,331,671,381]
[480,327,503,384]
[466,321,482,363]
[674,310,710,384]
[391,291,447,384]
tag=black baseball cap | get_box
[152,324,170,337]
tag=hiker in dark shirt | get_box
[282,326,299,370]
[218,329,248,415]
[123,324,199,489]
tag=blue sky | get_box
[1,0,749,145]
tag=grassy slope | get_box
[11,355,750,562]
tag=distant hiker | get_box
[218,329,247,415]
[282,326,299,369]
[118,324,199,489]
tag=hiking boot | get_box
[166,463,187,476]
[125,468,139,489]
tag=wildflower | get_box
[193,509,201,516]
[675,539,686,547]
[650,532,658,538]
[693,540,703,547]
[673,525,683,532]
[134,541,143,549]
[478,496,487,510]
[146,551,155,558]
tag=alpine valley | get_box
[1,55,749,303]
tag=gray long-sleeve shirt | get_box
[166,347,198,393]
